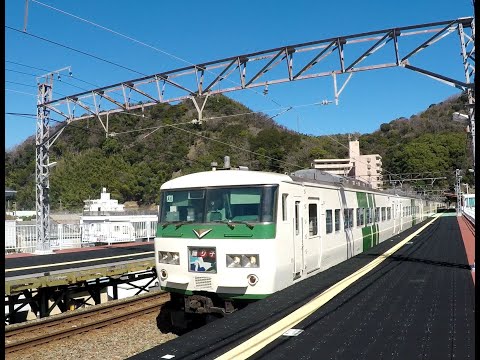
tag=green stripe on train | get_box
[157,223,276,239]
[356,192,368,208]
[363,224,380,250]
[161,286,270,300]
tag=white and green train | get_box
[154,167,442,328]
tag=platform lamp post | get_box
[453,111,475,173]
[455,169,462,217]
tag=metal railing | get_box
[5,220,158,255]
[462,207,475,226]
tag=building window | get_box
[326,210,333,234]
[335,209,340,231]
[309,204,318,236]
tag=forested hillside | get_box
[5,92,473,210]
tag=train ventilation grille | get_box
[195,276,213,290]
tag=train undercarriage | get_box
[158,292,251,332]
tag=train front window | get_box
[159,186,277,224]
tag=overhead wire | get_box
[27,1,288,107]
[6,89,36,97]
[8,4,310,170]
[116,111,305,170]
[11,3,426,188]
[6,26,147,76]
[6,61,139,111]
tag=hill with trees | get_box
[5,92,473,211]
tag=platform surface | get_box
[130,214,475,360]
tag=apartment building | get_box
[311,140,383,189]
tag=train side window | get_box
[282,194,288,221]
[343,209,349,229]
[295,201,300,235]
[334,209,340,231]
[375,207,380,222]
[366,208,372,224]
[326,210,333,234]
[357,208,365,226]
[381,207,386,221]
[387,207,391,220]
[348,208,354,228]
[309,204,318,236]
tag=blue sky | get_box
[5,0,474,150]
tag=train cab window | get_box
[334,209,340,231]
[160,185,277,224]
[282,194,288,221]
[387,207,391,220]
[309,204,318,236]
[375,207,380,222]
[326,210,333,234]
[381,207,386,221]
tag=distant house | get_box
[83,188,125,213]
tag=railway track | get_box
[5,290,170,354]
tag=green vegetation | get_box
[5,93,474,210]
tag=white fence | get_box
[5,220,158,255]
[462,207,475,226]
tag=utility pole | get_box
[457,18,475,170]
[455,169,462,217]
[35,67,71,254]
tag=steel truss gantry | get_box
[35,17,475,252]
[387,172,448,188]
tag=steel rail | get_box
[5,291,169,354]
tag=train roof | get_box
[160,169,292,189]
[160,168,442,202]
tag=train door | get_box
[393,200,401,235]
[293,197,304,279]
[399,202,403,231]
[305,198,321,273]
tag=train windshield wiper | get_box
[162,220,193,229]
[212,219,255,229]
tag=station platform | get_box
[5,242,155,295]
[5,242,157,324]
[131,213,475,360]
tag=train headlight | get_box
[247,274,259,286]
[158,251,180,265]
[226,254,259,268]
[160,269,168,280]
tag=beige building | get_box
[311,140,383,189]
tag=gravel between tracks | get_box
[5,310,178,360]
